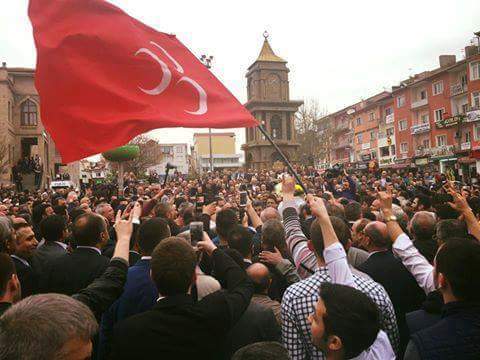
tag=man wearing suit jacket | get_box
[34,215,68,271]
[10,222,39,298]
[111,234,254,360]
[358,221,425,355]
[41,213,109,295]
[98,217,171,358]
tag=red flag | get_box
[29,0,257,163]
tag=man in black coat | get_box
[41,213,110,295]
[10,223,39,298]
[358,221,425,355]
[111,234,254,360]
[34,215,68,272]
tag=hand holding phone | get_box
[190,221,203,246]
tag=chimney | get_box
[1,62,6,68]
[439,55,456,68]
[465,45,479,58]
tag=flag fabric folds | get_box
[29,0,258,162]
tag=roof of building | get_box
[255,38,286,63]
[5,67,35,73]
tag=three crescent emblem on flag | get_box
[135,41,207,115]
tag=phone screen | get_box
[239,191,247,207]
[190,221,203,246]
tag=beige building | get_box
[242,35,303,170]
[0,63,64,188]
[193,132,241,171]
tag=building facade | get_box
[0,64,66,188]
[147,143,189,175]
[319,32,480,180]
[193,132,241,171]
[242,35,303,170]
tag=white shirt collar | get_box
[76,246,101,255]
[141,256,152,260]
[55,241,68,250]
[11,255,30,267]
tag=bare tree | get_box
[295,99,328,165]
[109,135,163,178]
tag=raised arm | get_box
[281,176,316,278]
[445,185,480,242]
[378,191,435,293]
[307,194,354,287]
[245,198,262,229]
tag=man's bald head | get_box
[247,263,272,295]
[364,221,389,250]
[260,207,281,223]
[411,211,436,241]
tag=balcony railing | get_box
[334,138,352,149]
[385,113,394,124]
[410,123,430,135]
[334,122,350,133]
[450,83,468,97]
[411,98,428,109]
[465,109,480,123]
[461,142,471,151]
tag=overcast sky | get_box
[1,0,479,155]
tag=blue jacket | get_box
[98,259,158,358]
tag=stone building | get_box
[242,34,303,170]
[0,63,64,188]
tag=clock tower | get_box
[242,33,303,170]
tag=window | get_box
[371,151,377,159]
[369,112,375,121]
[270,116,282,139]
[175,146,183,153]
[436,135,447,147]
[470,61,480,81]
[400,143,408,153]
[286,118,292,140]
[475,124,480,141]
[432,81,444,96]
[386,127,394,136]
[390,145,396,156]
[472,92,480,109]
[7,101,11,123]
[357,133,363,144]
[380,146,390,157]
[466,131,472,143]
[397,95,405,108]
[434,109,445,123]
[422,139,430,149]
[370,131,376,140]
[399,119,407,131]
[421,114,429,124]
[385,107,393,116]
[20,99,38,126]
[356,117,362,126]
[419,89,427,100]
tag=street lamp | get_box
[200,54,214,172]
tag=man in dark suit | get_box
[98,217,171,358]
[10,223,39,298]
[34,215,68,271]
[358,221,425,355]
[0,253,21,316]
[111,234,253,360]
[41,213,109,295]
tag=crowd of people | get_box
[0,165,479,359]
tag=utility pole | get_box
[200,54,214,172]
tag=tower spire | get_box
[256,31,285,62]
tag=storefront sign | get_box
[361,154,372,161]
[410,123,430,135]
[431,145,455,158]
[465,110,480,123]
[379,157,394,166]
[461,142,471,151]
[415,158,429,166]
[361,142,370,150]
[435,115,464,128]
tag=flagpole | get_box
[257,125,306,192]
[200,54,215,172]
